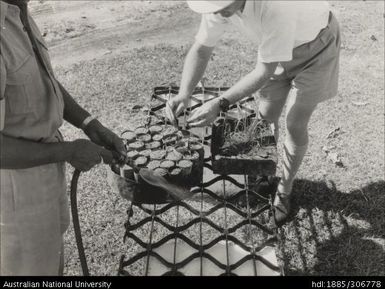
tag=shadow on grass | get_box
[277,179,385,276]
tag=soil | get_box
[29,1,200,68]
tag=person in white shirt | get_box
[167,0,341,226]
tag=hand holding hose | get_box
[67,139,114,171]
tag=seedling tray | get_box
[110,119,205,204]
[211,116,277,177]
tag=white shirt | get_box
[195,0,331,63]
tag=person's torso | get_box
[0,1,64,143]
[229,0,330,48]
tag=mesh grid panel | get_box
[118,87,282,276]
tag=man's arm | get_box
[0,134,71,169]
[0,76,113,170]
[178,42,214,99]
[58,81,126,156]
[0,134,112,170]
[219,61,278,104]
[166,42,214,119]
[187,61,278,127]
[0,81,120,170]
[165,11,227,121]
[59,82,90,129]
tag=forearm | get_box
[59,82,90,129]
[179,42,214,98]
[220,61,278,104]
[0,133,72,169]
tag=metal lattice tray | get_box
[116,86,282,276]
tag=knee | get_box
[286,118,307,132]
[286,119,309,144]
[259,112,278,124]
[258,103,281,124]
[284,100,318,144]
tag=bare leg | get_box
[258,97,287,143]
[277,94,318,196]
[245,97,287,204]
[272,93,318,225]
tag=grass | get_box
[53,1,384,276]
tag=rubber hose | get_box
[70,169,90,276]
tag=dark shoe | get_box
[139,169,193,201]
[273,193,292,227]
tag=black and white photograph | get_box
[0,0,384,281]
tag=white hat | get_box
[187,1,236,14]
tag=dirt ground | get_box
[30,1,199,67]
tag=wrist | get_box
[80,115,97,131]
[217,96,231,113]
[61,141,75,162]
[83,119,104,138]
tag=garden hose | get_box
[70,152,127,276]
[70,169,90,276]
